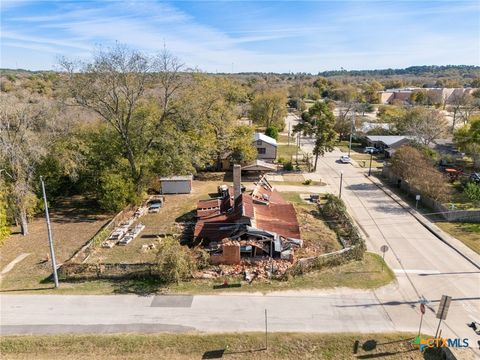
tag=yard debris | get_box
[193,258,294,281]
[141,243,157,252]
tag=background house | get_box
[365,135,411,158]
[254,132,277,162]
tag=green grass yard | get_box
[0,332,438,360]
[435,222,480,254]
[0,252,394,295]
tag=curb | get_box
[364,173,480,270]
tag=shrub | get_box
[265,126,279,140]
[277,157,285,164]
[156,237,197,284]
[464,182,480,203]
[303,179,312,185]
[283,161,294,171]
[0,190,10,245]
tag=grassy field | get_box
[435,222,480,254]
[0,252,394,295]
[0,332,441,360]
[0,196,110,293]
[277,134,295,144]
[277,144,299,160]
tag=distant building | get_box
[379,87,476,105]
[365,135,411,158]
[160,175,193,194]
[253,132,277,162]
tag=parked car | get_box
[148,203,161,213]
[364,147,379,154]
[340,155,351,163]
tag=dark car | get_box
[470,172,480,184]
[364,147,379,154]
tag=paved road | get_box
[285,114,480,357]
[1,289,400,335]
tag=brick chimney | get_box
[233,164,241,201]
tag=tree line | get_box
[0,45,282,236]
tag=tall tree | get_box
[403,107,448,145]
[0,95,49,235]
[293,101,337,171]
[454,116,480,169]
[390,146,449,201]
[249,89,287,130]
[0,180,10,243]
[61,45,184,192]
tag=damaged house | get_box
[194,164,302,265]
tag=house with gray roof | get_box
[253,132,277,162]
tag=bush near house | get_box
[464,182,480,203]
[286,194,366,277]
[319,194,366,258]
[155,237,209,284]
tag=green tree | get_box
[0,183,10,244]
[464,182,480,203]
[249,89,287,130]
[265,126,279,140]
[228,125,257,164]
[98,172,138,213]
[293,101,337,170]
[454,116,480,168]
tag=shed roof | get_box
[242,160,277,172]
[160,175,193,181]
[254,133,277,147]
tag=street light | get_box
[368,151,373,176]
[339,170,344,199]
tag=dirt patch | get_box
[85,181,221,264]
[0,195,110,291]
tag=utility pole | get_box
[339,171,344,199]
[368,151,373,176]
[288,123,291,147]
[265,309,268,350]
[40,176,59,288]
[348,106,355,157]
[296,132,300,165]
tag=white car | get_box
[340,155,351,163]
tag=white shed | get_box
[160,175,193,194]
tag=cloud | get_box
[1,0,478,72]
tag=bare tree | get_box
[404,107,448,146]
[0,96,48,235]
[447,92,474,131]
[61,45,185,191]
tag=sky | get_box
[1,0,479,73]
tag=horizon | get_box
[1,0,479,72]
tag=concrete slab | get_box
[151,295,193,308]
